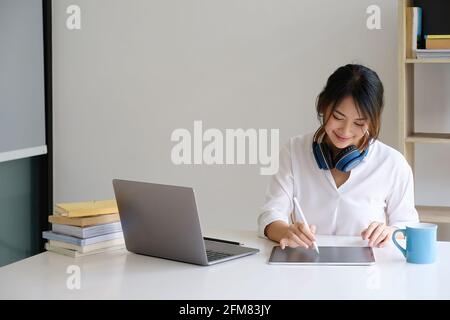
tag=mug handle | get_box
[392,229,407,258]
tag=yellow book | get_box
[426,35,450,39]
[426,38,450,49]
[55,199,118,217]
[48,213,120,227]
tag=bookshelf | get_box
[398,0,450,224]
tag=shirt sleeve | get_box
[257,140,294,238]
[386,158,420,229]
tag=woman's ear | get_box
[318,113,324,124]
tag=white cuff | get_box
[257,210,289,239]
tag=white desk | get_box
[1,229,449,299]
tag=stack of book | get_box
[416,35,450,59]
[43,199,125,257]
[406,6,450,59]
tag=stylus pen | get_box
[204,237,242,246]
[293,197,320,255]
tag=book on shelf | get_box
[406,7,422,58]
[45,242,125,258]
[55,199,118,217]
[43,230,124,246]
[425,35,450,50]
[416,49,450,59]
[48,238,125,253]
[426,35,450,39]
[48,213,120,227]
[52,221,122,238]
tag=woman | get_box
[258,64,419,250]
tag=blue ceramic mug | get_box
[392,223,438,264]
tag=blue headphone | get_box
[312,133,368,172]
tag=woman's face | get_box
[323,96,369,149]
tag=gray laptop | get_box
[112,179,259,266]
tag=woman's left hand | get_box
[361,222,396,248]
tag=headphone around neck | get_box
[312,133,369,172]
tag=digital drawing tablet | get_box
[268,246,375,265]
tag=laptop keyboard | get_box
[206,250,233,262]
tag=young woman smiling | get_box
[258,64,419,249]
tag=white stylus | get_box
[293,196,320,255]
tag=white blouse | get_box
[258,132,419,238]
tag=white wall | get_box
[53,0,403,230]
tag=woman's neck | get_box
[323,134,340,156]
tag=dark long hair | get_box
[314,64,384,151]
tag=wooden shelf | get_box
[418,206,450,224]
[405,133,450,143]
[399,1,450,228]
[405,58,450,64]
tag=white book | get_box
[49,237,125,253]
[51,222,122,238]
[411,7,422,57]
[416,49,450,59]
[43,230,123,246]
[45,242,125,258]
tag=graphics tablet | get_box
[269,246,375,265]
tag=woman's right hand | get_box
[279,222,317,250]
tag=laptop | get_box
[112,179,259,266]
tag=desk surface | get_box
[1,229,449,299]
